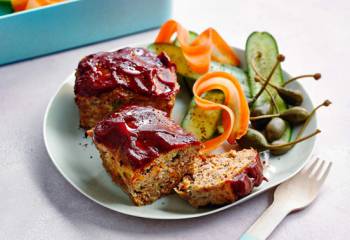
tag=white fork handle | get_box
[240,202,290,240]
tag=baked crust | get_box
[75,88,176,129]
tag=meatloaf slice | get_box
[75,47,179,129]
[175,149,264,207]
[88,105,201,206]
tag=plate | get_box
[43,46,317,219]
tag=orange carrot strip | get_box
[25,0,63,10]
[155,19,240,73]
[193,72,249,153]
[25,0,42,9]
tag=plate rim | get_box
[43,45,316,220]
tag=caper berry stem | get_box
[255,76,304,106]
[250,113,280,120]
[296,100,332,139]
[268,129,321,150]
[265,87,280,113]
[265,54,285,82]
[282,73,321,87]
[251,51,265,79]
[249,54,285,107]
[252,73,279,112]
[254,76,281,91]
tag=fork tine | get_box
[318,161,332,185]
[301,157,319,175]
[311,160,326,178]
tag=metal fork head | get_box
[274,156,332,210]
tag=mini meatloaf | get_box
[88,105,201,206]
[175,149,264,207]
[74,47,179,129]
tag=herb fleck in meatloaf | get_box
[88,105,201,206]
[74,47,179,129]
[175,149,264,207]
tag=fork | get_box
[240,157,332,240]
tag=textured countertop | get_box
[1,0,349,239]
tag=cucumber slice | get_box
[147,43,250,97]
[245,32,292,141]
[148,43,197,82]
[208,62,250,98]
[182,90,225,141]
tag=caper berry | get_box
[237,128,268,151]
[250,103,273,129]
[280,107,309,125]
[237,128,321,155]
[250,106,309,125]
[276,88,303,106]
[265,117,287,142]
[269,139,292,155]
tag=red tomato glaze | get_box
[74,47,178,98]
[230,153,265,197]
[93,105,200,169]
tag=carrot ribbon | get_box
[12,0,64,12]
[193,72,249,153]
[155,19,240,73]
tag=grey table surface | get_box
[1,0,349,239]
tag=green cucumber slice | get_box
[245,32,292,141]
[182,90,225,141]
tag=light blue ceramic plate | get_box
[43,47,317,219]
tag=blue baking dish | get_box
[0,0,171,65]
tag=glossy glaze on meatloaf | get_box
[175,149,264,207]
[88,105,201,206]
[75,47,179,129]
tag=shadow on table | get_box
[30,134,273,238]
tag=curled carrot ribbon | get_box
[155,19,240,73]
[12,0,64,12]
[193,72,250,153]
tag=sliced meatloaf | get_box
[175,149,265,207]
[75,47,179,129]
[88,105,201,206]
